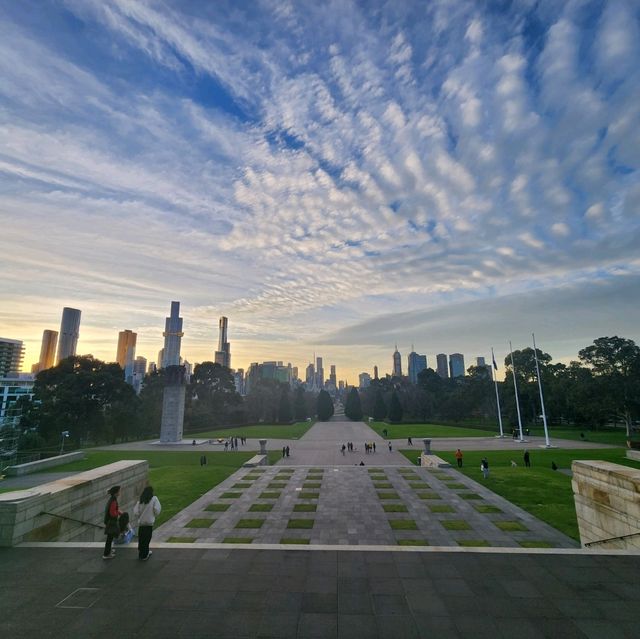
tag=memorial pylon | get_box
[160,301,186,443]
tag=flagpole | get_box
[532,333,552,448]
[491,347,504,437]
[509,341,525,442]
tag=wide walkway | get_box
[2,545,638,638]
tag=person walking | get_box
[388,441,392,452]
[341,444,346,455]
[285,445,290,457]
[455,449,463,468]
[282,446,286,458]
[372,442,376,453]
[103,486,122,559]
[133,486,162,561]
[523,450,531,468]
[408,437,413,446]
[481,457,489,479]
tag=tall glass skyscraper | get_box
[393,346,402,377]
[56,307,81,364]
[449,353,465,378]
[408,350,427,384]
[214,316,231,368]
[436,353,449,378]
[36,329,58,372]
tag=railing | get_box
[39,511,103,530]
[584,530,640,548]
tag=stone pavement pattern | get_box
[2,546,639,638]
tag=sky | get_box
[1,0,639,383]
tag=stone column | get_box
[259,440,267,455]
[422,439,432,454]
[160,365,186,443]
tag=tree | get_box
[138,370,165,437]
[245,378,282,423]
[578,336,640,436]
[344,387,363,421]
[293,386,308,420]
[188,362,242,429]
[278,387,292,423]
[316,390,334,421]
[372,391,387,420]
[388,391,403,422]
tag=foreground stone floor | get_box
[155,465,575,548]
[2,546,639,638]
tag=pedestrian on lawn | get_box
[455,449,463,468]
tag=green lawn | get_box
[193,421,315,440]
[526,427,628,447]
[17,450,254,526]
[368,421,497,438]
[406,448,640,541]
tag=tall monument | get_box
[159,301,186,443]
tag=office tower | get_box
[214,316,231,368]
[316,357,324,389]
[392,345,402,377]
[436,354,449,379]
[305,363,315,387]
[408,349,427,384]
[476,356,486,367]
[35,330,58,373]
[162,301,183,368]
[338,380,345,391]
[374,365,379,380]
[330,365,337,387]
[292,366,298,381]
[56,307,81,364]
[132,356,147,394]
[359,372,371,389]
[234,369,245,395]
[0,338,25,377]
[449,353,465,378]
[157,349,164,369]
[116,330,137,383]
[148,362,157,374]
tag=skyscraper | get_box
[132,356,147,394]
[359,372,371,388]
[305,362,315,387]
[316,356,324,389]
[392,345,402,377]
[116,329,137,376]
[436,354,449,379]
[0,338,24,377]
[56,307,81,364]
[449,353,465,378]
[330,365,337,387]
[35,329,58,373]
[214,316,231,368]
[162,301,183,368]
[373,365,379,380]
[408,349,427,384]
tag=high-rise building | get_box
[374,365,379,380]
[56,307,81,364]
[234,369,245,395]
[359,372,371,388]
[157,349,164,369]
[162,301,183,368]
[476,356,486,367]
[116,330,137,383]
[449,353,465,378]
[0,338,25,377]
[214,316,231,368]
[292,366,298,381]
[392,345,402,377]
[338,380,345,391]
[436,354,449,379]
[330,365,337,387]
[33,330,58,374]
[408,349,427,384]
[132,356,147,394]
[316,357,324,389]
[305,363,315,387]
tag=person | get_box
[388,441,392,452]
[285,445,290,457]
[192,439,196,446]
[551,461,558,471]
[134,486,162,561]
[341,444,346,455]
[523,450,531,468]
[481,457,489,479]
[372,442,376,453]
[359,460,365,466]
[455,449,463,468]
[103,486,122,559]
[282,446,286,458]
[408,437,413,446]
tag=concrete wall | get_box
[0,460,148,547]
[5,451,86,476]
[572,460,640,550]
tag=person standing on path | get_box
[134,486,162,561]
[455,449,463,468]
[341,444,346,455]
[282,446,286,458]
[481,457,489,479]
[103,486,122,559]
[388,441,392,452]
[285,445,290,457]
[523,450,531,468]
[372,442,376,453]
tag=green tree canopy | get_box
[388,390,403,422]
[278,386,293,423]
[344,387,363,421]
[316,390,334,421]
[372,390,387,420]
[188,362,242,429]
[293,386,308,420]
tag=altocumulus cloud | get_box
[0,0,639,373]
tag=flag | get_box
[492,354,498,370]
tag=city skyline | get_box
[1,2,639,382]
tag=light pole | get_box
[60,431,70,455]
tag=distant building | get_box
[116,329,137,384]
[476,356,486,367]
[161,301,183,368]
[373,365,379,380]
[234,368,245,395]
[338,380,345,391]
[0,338,25,377]
[132,356,147,394]
[157,349,164,370]
[33,330,58,373]
[330,364,337,387]
[449,353,465,378]
[0,373,34,425]
[316,357,324,389]
[408,349,427,384]
[56,307,81,364]
[392,346,402,377]
[181,358,193,382]
[436,354,449,379]
[292,366,298,382]
[245,361,292,394]
[214,316,231,368]
[305,363,315,387]
[359,372,371,389]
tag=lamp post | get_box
[60,430,70,455]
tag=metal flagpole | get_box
[532,333,553,448]
[509,341,525,442]
[491,347,505,437]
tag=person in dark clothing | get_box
[103,486,121,559]
[282,446,286,458]
[134,486,161,561]
[285,446,290,457]
[481,458,490,479]
[523,450,531,468]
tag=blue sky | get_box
[1,0,639,381]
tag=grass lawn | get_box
[426,447,640,541]
[192,421,315,440]
[389,519,418,530]
[235,519,265,529]
[287,519,314,529]
[383,504,409,512]
[21,450,254,526]
[527,427,628,446]
[185,518,215,528]
[368,421,496,438]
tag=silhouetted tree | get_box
[344,387,363,421]
[293,386,308,420]
[388,391,403,422]
[372,390,387,420]
[278,386,293,423]
[317,390,334,421]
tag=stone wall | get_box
[5,451,86,476]
[571,460,640,550]
[0,460,148,547]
